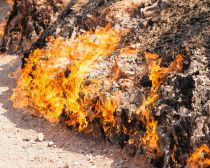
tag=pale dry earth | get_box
[0,54,145,168]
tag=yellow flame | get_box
[11,24,121,132]
[137,53,183,155]
[187,144,210,168]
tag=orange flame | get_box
[137,53,183,155]
[11,24,121,132]
[171,145,177,163]
[119,46,140,55]
[10,23,194,165]
[187,144,210,168]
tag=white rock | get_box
[48,141,54,147]
[36,133,44,142]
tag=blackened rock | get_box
[174,75,194,92]
[140,75,152,87]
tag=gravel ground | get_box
[0,54,144,168]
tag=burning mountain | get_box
[4,0,210,167]
[11,25,121,132]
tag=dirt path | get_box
[0,54,144,168]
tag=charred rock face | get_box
[0,0,73,53]
[9,0,210,168]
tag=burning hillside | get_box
[1,0,209,167]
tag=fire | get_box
[187,144,210,168]
[119,46,140,55]
[171,145,177,163]
[10,22,192,165]
[11,24,121,132]
[136,53,183,154]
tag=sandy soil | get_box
[0,54,144,168]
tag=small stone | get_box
[62,163,69,168]
[22,137,30,141]
[48,141,54,147]
[22,146,27,149]
[36,133,44,142]
[140,0,171,18]
[29,140,36,144]
[140,1,159,18]
[55,27,61,35]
